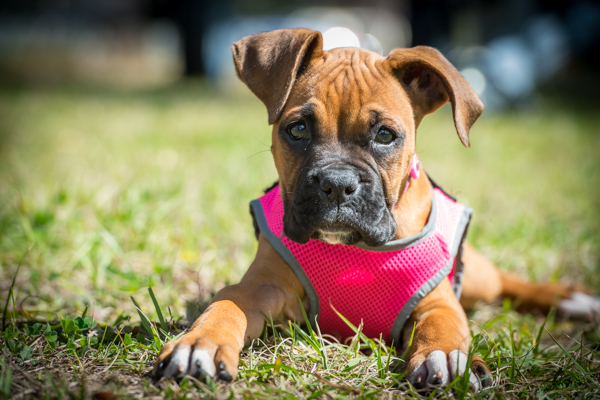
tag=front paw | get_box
[408,350,492,392]
[153,330,239,381]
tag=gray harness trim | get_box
[450,209,472,300]
[389,204,472,346]
[353,193,438,252]
[250,199,321,327]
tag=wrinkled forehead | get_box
[283,48,415,133]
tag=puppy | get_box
[153,28,599,391]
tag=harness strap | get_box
[402,153,421,197]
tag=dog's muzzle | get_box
[283,165,397,246]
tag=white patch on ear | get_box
[558,292,600,319]
[322,27,360,51]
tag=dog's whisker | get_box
[247,149,272,160]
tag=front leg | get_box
[153,234,307,380]
[404,278,492,391]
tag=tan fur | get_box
[153,29,593,387]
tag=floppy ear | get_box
[383,46,484,147]
[232,28,323,125]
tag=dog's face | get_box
[272,48,416,246]
[233,29,483,246]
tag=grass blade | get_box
[376,334,384,378]
[399,322,416,362]
[313,318,328,370]
[2,243,33,331]
[506,323,517,382]
[148,287,168,332]
[329,301,372,346]
[533,307,555,356]
[295,290,315,337]
[0,360,12,399]
[130,296,162,351]
[130,296,152,336]
[545,328,593,382]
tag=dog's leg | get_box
[404,277,492,391]
[460,243,599,319]
[458,243,503,309]
[153,234,306,380]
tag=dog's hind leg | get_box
[458,243,503,309]
[460,243,600,319]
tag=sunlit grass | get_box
[0,81,599,398]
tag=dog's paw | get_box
[558,292,600,321]
[153,330,239,382]
[408,350,492,392]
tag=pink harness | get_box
[250,162,471,345]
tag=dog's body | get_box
[153,29,599,390]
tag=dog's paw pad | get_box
[558,292,600,320]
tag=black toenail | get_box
[219,360,226,371]
[196,359,202,368]
[432,377,442,385]
[475,365,487,376]
[193,368,208,380]
[481,376,493,388]
[218,370,233,382]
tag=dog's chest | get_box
[250,183,471,343]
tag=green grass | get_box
[0,81,599,399]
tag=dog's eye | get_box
[374,128,395,144]
[287,123,309,140]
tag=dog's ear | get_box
[232,29,323,125]
[384,46,483,147]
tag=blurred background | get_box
[0,0,599,323]
[1,0,600,108]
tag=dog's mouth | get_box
[283,202,396,247]
[312,227,361,245]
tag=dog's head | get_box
[233,28,483,246]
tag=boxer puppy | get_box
[153,28,599,391]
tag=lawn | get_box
[0,81,599,399]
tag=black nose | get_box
[316,169,360,205]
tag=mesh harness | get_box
[249,178,472,344]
